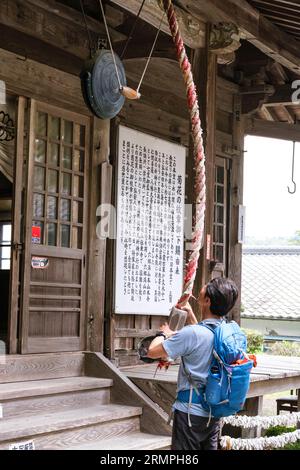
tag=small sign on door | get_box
[31,257,49,269]
[31,226,41,244]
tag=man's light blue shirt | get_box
[163,319,222,417]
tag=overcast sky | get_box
[243,135,300,239]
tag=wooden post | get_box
[297,389,300,430]
[222,395,264,439]
[86,118,111,353]
[227,95,244,324]
[187,25,217,316]
[8,96,25,353]
[103,119,118,362]
[242,396,264,438]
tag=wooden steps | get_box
[0,377,112,418]
[0,353,171,450]
[67,432,171,450]
[0,353,84,383]
[0,404,142,450]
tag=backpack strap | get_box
[199,321,224,337]
[198,322,217,334]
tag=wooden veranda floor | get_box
[122,355,300,415]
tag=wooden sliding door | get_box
[20,100,89,353]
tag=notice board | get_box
[115,126,186,315]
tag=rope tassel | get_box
[162,0,206,307]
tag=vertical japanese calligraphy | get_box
[115,126,186,315]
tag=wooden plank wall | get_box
[0,47,243,361]
[109,59,189,366]
[110,60,244,366]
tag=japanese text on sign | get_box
[115,126,186,315]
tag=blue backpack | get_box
[178,321,253,422]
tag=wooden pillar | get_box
[86,117,111,352]
[241,396,264,438]
[297,389,300,429]
[187,25,217,316]
[8,96,25,353]
[227,97,245,324]
[222,396,263,439]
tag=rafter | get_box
[245,117,300,141]
[110,0,205,49]
[176,0,300,74]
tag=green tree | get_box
[289,230,300,245]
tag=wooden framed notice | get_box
[115,126,186,316]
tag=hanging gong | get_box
[81,49,126,120]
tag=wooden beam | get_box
[110,0,206,49]
[115,328,158,338]
[0,48,89,116]
[260,104,275,121]
[177,0,300,73]
[245,117,300,141]
[279,104,295,123]
[0,24,83,77]
[240,85,275,115]
[266,61,289,85]
[185,26,217,312]
[264,84,296,106]
[0,0,125,64]
[124,58,186,99]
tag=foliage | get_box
[282,441,300,450]
[265,426,296,437]
[288,230,300,246]
[265,426,300,451]
[268,341,300,357]
[242,328,264,354]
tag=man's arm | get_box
[183,303,198,325]
[147,305,197,360]
[147,336,168,360]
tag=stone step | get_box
[0,377,113,418]
[67,432,172,450]
[0,353,84,383]
[0,404,142,450]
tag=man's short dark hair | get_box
[205,278,238,317]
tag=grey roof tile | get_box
[241,247,300,320]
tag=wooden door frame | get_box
[7,96,26,354]
[212,155,230,277]
[18,99,90,354]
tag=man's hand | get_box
[182,302,198,325]
[159,323,176,338]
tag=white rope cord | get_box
[136,12,165,94]
[222,412,300,429]
[98,0,122,90]
[220,430,300,451]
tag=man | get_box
[147,277,239,451]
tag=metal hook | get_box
[288,141,297,194]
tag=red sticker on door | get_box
[31,226,41,244]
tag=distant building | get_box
[241,247,300,342]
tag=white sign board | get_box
[115,126,186,316]
[238,205,246,244]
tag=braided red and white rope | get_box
[162,0,206,307]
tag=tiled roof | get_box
[241,247,300,320]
